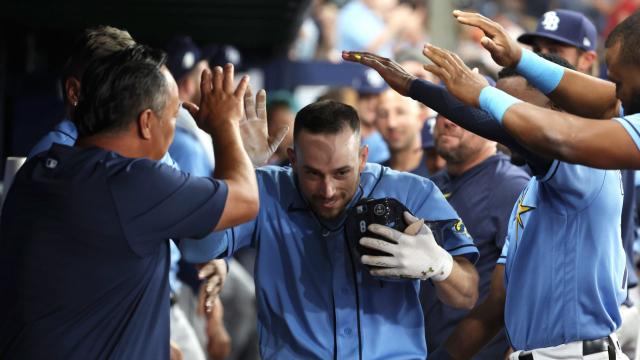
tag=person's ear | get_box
[287,147,297,167]
[577,51,597,74]
[65,77,81,106]
[138,109,154,140]
[359,145,369,172]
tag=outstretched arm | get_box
[453,10,621,119]
[342,51,551,174]
[421,43,640,169]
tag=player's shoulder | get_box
[363,163,437,197]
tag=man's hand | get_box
[170,341,184,360]
[359,212,453,281]
[453,10,522,68]
[197,259,228,314]
[341,51,417,96]
[240,87,289,166]
[422,43,489,107]
[206,297,232,360]
[194,64,249,135]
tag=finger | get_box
[370,268,411,278]
[244,86,256,119]
[212,66,223,92]
[198,262,216,279]
[361,254,399,268]
[453,11,501,37]
[200,68,212,97]
[404,219,424,236]
[223,63,235,93]
[403,211,420,225]
[423,64,449,82]
[424,44,456,74]
[256,89,267,121]
[480,36,501,54]
[342,51,387,73]
[234,75,250,98]
[182,101,199,118]
[367,224,403,243]
[359,237,397,254]
[269,125,290,153]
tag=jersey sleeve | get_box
[222,169,272,256]
[537,159,607,211]
[497,234,509,265]
[614,114,640,153]
[109,159,228,257]
[409,177,479,264]
[27,120,78,159]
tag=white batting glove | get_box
[359,212,453,281]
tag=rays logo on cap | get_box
[583,37,591,48]
[182,51,195,69]
[541,11,560,31]
[366,69,385,88]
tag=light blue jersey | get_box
[224,163,478,359]
[498,159,627,350]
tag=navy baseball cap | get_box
[352,68,388,95]
[164,36,202,81]
[518,10,597,51]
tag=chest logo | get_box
[515,197,535,241]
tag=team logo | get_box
[373,204,386,216]
[583,37,591,48]
[453,220,470,237]
[541,11,560,31]
[182,51,195,69]
[45,158,58,169]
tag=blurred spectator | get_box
[266,91,297,166]
[337,0,412,58]
[594,0,640,36]
[353,69,390,163]
[377,88,430,177]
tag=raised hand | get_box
[342,51,416,96]
[422,43,489,108]
[453,10,523,68]
[240,87,289,166]
[195,64,249,135]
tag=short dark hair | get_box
[62,26,135,86]
[74,44,169,137]
[605,10,640,65]
[498,52,575,83]
[293,100,360,141]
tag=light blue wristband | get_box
[516,49,564,94]
[479,86,522,124]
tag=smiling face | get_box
[288,127,367,220]
[606,41,640,115]
[376,89,424,152]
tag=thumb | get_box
[269,125,290,153]
[480,36,500,54]
[182,101,199,119]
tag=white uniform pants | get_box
[509,334,629,360]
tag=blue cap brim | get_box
[517,32,590,51]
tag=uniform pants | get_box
[509,334,629,360]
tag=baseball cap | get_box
[164,36,202,81]
[204,44,242,69]
[421,117,436,149]
[517,9,597,51]
[352,68,388,95]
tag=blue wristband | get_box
[516,49,564,94]
[479,86,522,124]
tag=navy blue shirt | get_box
[0,144,228,359]
[423,153,530,359]
[381,151,430,178]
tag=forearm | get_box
[210,123,259,229]
[409,79,551,174]
[434,257,478,309]
[515,49,620,119]
[501,104,640,169]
